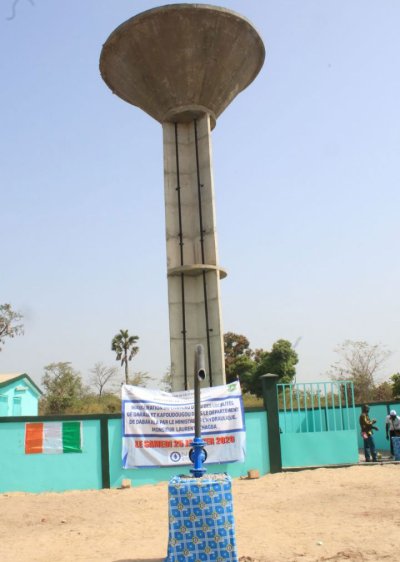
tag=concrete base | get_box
[166,474,238,562]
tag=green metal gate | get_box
[277,381,359,467]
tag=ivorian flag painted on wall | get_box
[25,421,82,454]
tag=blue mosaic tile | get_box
[166,474,238,562]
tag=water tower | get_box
[100,4,265,391]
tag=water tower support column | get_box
[163,114,226,391]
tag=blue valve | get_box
[189,437,208,477]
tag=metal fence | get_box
[277,381,356,434]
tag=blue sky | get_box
[1,0,399,388]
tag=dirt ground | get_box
[0,464,399,562]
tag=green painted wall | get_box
[108,410,270,488]
[0,411,269,493]
[5,400,399,494]
[0,419,103,493]
[281,430,359,467]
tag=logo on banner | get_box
[121,380,246,468]
[170,451,181,462]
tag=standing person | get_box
[359,404,378,462]
[385,409,400,458]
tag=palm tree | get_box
[111,330,139,384]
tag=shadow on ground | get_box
[113,559,163,562]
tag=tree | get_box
[371,381,393,402]
[390,373,400,398]
[41,362,86,414]
[264,340,298,383]
[90,362,119,396]
[224,332,252,364]
[111,330,139,384]
[128,371,153,387]
[249,339,298,397]
[330,340,391,403]
[0,303,24,351]
[226,354,256,392]
[224,332,255,388]
[160,367,172,392]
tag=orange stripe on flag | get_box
[25,423,44,454]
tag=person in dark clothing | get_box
[359,404,378,462]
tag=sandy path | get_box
[0,465,398,562]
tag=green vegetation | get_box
[242,393,263,408]
[111,329,139,384]
[224,333,298,398]
[127,371,153,387]
[330,340,393,403]
[34,335,400,415]
[160,368,172,392]
[390,373,400,399]
[39,361,153,415]
[90,362,119,396]
[40,362,87,414]
[0,303,24,351]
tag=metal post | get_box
[190,345,207,477]
[261,374,282,473]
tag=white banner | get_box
[121,381,246,468]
